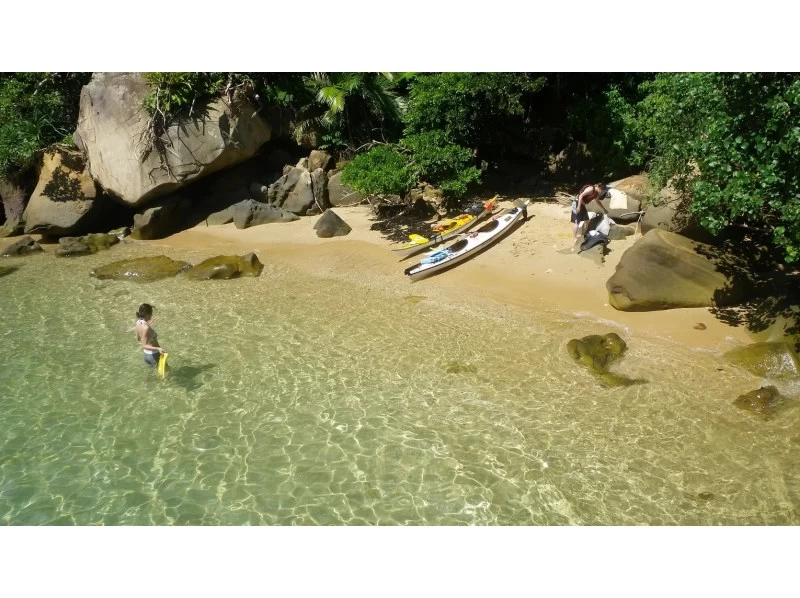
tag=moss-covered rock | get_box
[184,253,264,280]
[733,385,785,418]
[1,235,43,256]
[566,332,645,387]
[724,342,800,379]
[90,255,191,281]
[56,233,119,257]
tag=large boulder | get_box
[267,166,329,215]
[75,72,272,207]
[1,235,43,256]
[639,183,714,242]
[231,199,299,229]
[327,171,364,207]
[131,196,193,240]
[724,342,800,379]
[606,229,755,311]
[0,181,26,229]
[90,255,191,281]
[308,150,334,172]
[313,209,351,238]
[184,253,263,279]
[23,148,110,235]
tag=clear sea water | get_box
[1,240,798,525]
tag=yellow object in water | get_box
[157,352,169,378]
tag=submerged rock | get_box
[91,255,191,281]
[0,265,18,277]
[1,235,43,256]
[56,233,119,257]
[725,342,800,379]
[184,253,264,280]
[566,332,645,387]
[733,385,785,418]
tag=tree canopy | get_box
[2,71,800,263]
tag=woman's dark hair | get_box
[596,183,609,198]
[136,303,154,319]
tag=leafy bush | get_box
[340,145,415,196]
[631,73,800,263]
[0,73,90,180]
[401,131,481,196]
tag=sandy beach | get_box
[147,198,756,354]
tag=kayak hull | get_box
[404,201,529,281]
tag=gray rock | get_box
[0,180,26,227]
[606,229,755,311]
[75,72,271,207]
[327,171,363,207]
[308,150,333,172]
[313,209,352,238]
[1,235,43,256]
[131,196,193,240]
[231,199,299,229]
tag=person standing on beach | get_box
[571,183,610,244]
[135,303,165,366]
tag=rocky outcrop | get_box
[0,180,26,230]
[639,183,713,242]
[566,332,645,387]
[313,209,351,238]
[23,148,110,235]
[131,196,193,240]
[1,235,43,256]
[184,253,263,279]
[733,386,786,418]
[327,171,363,207]
[226,199,299,229]
[606,229,755,311]
[267,165,329,215]
[56,233,119,257]
[91,255,191,281]
[308,150,334,172]
[75,72,271,207]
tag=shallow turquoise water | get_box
[1,241,798,525]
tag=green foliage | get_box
[403,73,547,162]
[630,73,800,263]
[340,145,415,196]
[401,131,481,196]
[142,72,225,120]
[295,72,410,148]
[341,132,483,198]
[0,72,90,180]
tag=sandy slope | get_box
[150,200,756,353]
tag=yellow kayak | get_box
[391,196,497,260]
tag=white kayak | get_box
[391,197,497,260]
[404,200,530,281]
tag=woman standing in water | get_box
[135,303,165,366]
